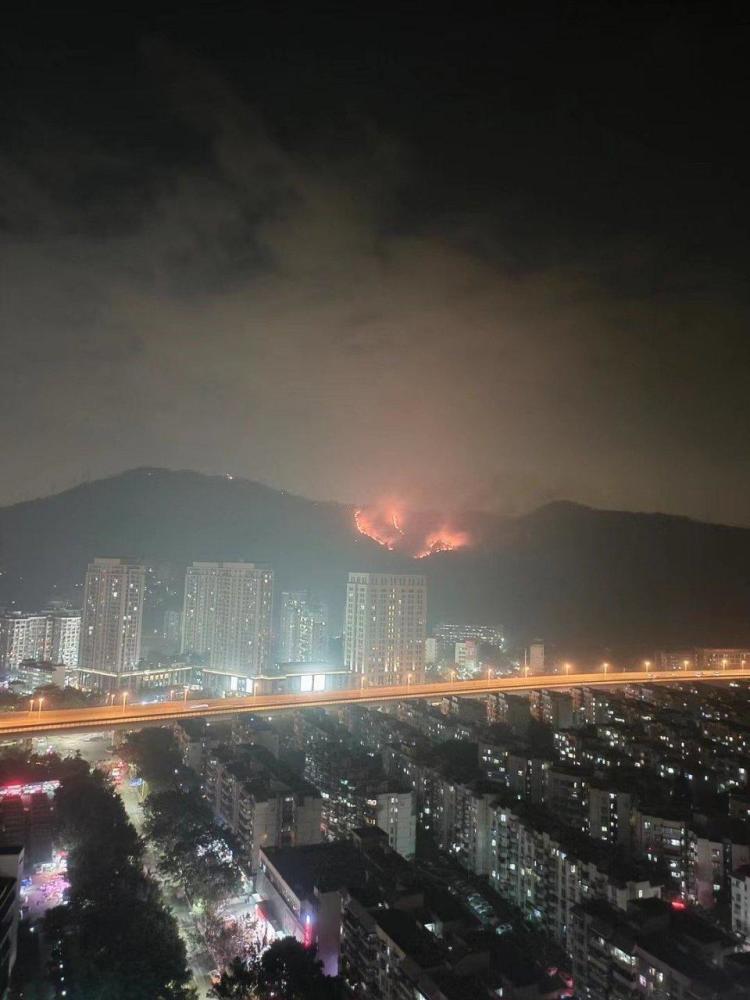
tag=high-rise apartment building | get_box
[0,610,81,676]
[181,562,273,676]
[343,572,426,686]
[78,559,145,688]
[278,591,329,664]
[0,615,48,673]
[44,610,81,667]
[163,610,182,649]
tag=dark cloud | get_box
[1,7,749,525]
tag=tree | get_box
[144,787,241,903]
[211,938,340,1000]
[48,767,195,999]
[32,683,99,709]
[121,727,184,788]
[210,958,256,999]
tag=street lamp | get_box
[602,662,609,675]
[564,662,571,676]
[450,670,457,685]
[37,697,44,718]
[183,686,189,703]
[121,691,129,714]
[360,674,367,695]
[523,664,530,679]
[487,666,494,683]
[682,659,689,671]
[407,672,413,689]
[644,660,651,674]
[29,698,35,715]
[723,658,728,672]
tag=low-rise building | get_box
[0,846,23,999]
[634,808,689,895]
[203,745,321,871]
[572,897,748,1000]
[491,801,662,950]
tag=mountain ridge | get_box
[2,467,750,651]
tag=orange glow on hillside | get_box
[354,505,471,558]
[415,527,471,559]
[354,506,406,550]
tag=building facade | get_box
[203,746,321,871]
[45,610,80,667]
[181,562,273,676]
[78,559,145,689]
[343,572,426,685]
[278,592,329,664]
[0,611,80,677]
[0,615,48,674]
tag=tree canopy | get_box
[211,938,340,1000]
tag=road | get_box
[0,668,747,738]
[118,768,216,997]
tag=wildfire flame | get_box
[414,527,471,559]
[354,506,405,550]
[354,505,470,558]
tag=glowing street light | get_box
[644,660,651,673]
[722,657,728,671]
[37,697,44,718]
[523,664,530,679]
[564,662,571,676]
[29,698,35,715]
[121,691,129,714]
[602,662,609,675]
[682,659,690,671]
[450,670,457,684]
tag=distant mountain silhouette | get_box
[1,468,749,651]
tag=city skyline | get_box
[3,5,750,999]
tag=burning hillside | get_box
[354,504,471,558]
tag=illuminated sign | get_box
[0,779,60,799]
[303,912,314,949]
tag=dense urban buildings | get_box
[343,572,426,685]
[203,743,321,870]
[181,561,273,680]
[77,558,145,690]
[278,591,329,664]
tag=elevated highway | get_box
[0,668,747,738]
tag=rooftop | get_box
[261,841,367,898]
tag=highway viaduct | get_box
[0,668,746,738]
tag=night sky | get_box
[3,3,749,523]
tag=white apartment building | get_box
[181,562,273,676]
[45,611,80,667]
[0,609,81,675]
[0,615,48,673]
[343,572,426,685]
[375,789,417,860]
[78,559,145,687]
[278,592,328,664]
